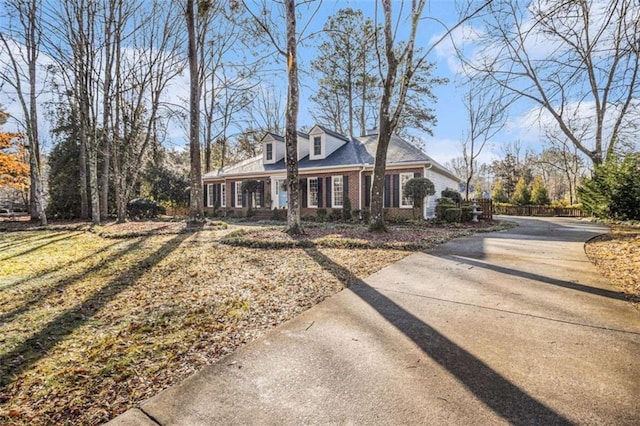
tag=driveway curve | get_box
[110,217,640,426]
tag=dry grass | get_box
[0,219,506,424]
[585,224,640,304]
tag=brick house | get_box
[202,125,460,219]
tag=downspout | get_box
[223,178,227,216]
[424,163,433,220]
[358,163,366,219]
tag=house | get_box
[202,125,460,219]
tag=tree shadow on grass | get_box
[0,239,141,323]
[0,232,191,391]
[0,231,68,251]
[0,232,79,262]
[303,247,574,426]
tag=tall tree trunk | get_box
[284,0,302,234]
[359,46,367,136]
[26,0,46,224]
[186,0,203,220]
[100,0,115,220]
[369,1,400,233]
[76,99,89,219]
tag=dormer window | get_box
[313,136,322,156]
[266,143,273,161]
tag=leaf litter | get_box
[0,219,506,424]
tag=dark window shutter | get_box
[301,178,307,208]
[203,184,208,207]
[231,182,236,207]
[259,181,265,207]
[317,178,323,208]
[384,175,391,208]
[326,177,332,207]
[343,175,349,196]
[365,175,371,207]
[216,184,221,206]
[414,172,421,178]
[242,187,247,207]
[392,174,400,208]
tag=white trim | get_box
[203,162,434,181]
[307,177,319,208]
[310,135,324,160]
[332,175,344,208]
[235,181,243,207]
[221,182,226,208]
[265,143,273,161]
[400,172,414,209]
[206,184,214,207]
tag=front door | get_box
[276,179,288,208]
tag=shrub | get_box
[578,153,640,220]
[444,208,462,223]
[387,215,410,223]
[271,208,284,220]
[404,177,436,219]
[441,188,462,205]
[352,209,361,221]
[328,209,342,221]
[342,196,352,221]
[461,205,473,222]
[316,208,327,221]
[127,198,166,220]
[361,209,370,223]
[435,197,457,221]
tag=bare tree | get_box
[467,0,640,166]
[186,0,203,220]
[461,78,507,200]
[111,1,184,222]
[241,0,321,234]
[368,0,491,232]
[369,0,426,232]
[537,129,586,204]
[0,0,47,224]
[283,0,302,233]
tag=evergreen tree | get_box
[491,179,508,203]
[511,176,531,205]
[47,135,82,219]
[530,176,550,205]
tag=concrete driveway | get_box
[110,217,640,425]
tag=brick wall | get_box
[204,166,432,219]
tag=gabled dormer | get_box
[262,132,285,165]
[297,131,310,160]
[308,125,350,160]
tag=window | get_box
[207,184,214,207]
[313,136,322,156]
[235,181,243,207]
[308,178,318,208]
[221,183,226,207]
[332,176,343,208]
[266,143,273,161]
[400,172,414,208]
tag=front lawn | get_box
[585,224,640,305]
[0,219,505,424]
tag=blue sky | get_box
[290,0,533,166]
[0,0,545,167]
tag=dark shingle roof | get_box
[203,129,459,182]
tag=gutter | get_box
[358,164,366,213]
